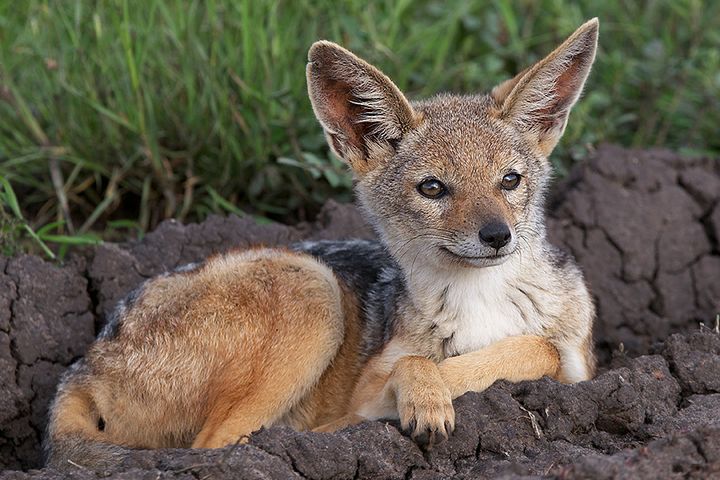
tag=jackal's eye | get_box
[417,178,447,199]
[501,172,521,191]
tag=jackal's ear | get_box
[492,18,599,157]
[307,41,419,174]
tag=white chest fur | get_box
[410,263,542,358]
[442,275,524,356]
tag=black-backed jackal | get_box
[46,19,599,467]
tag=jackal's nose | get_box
[479,222,512,250]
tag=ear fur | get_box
[306,41,418,174]
[492,18,599,157]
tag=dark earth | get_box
[1,144,719,479]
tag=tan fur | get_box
[50,384,103,444]
[50,249,359,454]
[315,340,454,444]
[279,282,366,430]
[438,335,561,398]
[48,19,600,466]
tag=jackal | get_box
[46,19,599,467]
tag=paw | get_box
[398,385,455,450]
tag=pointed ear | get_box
[307,41,419,174]
[492,18,599,157]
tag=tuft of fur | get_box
[306,41,422,174]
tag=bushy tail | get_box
[44,377,126,470]
[44,434,127,470]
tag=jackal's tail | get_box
[44,374,126,470]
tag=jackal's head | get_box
[307,20,598,270]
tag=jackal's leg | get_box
[192,391,290,448]
[321,342,454,449]
[192,253,348,449]
[438,335,561,399]
[192,310,346,448]
[384,356,455,448]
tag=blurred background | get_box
[1,0,718,258]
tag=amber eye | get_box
[417,178,447,199]
[501,172,521,190]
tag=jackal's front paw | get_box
[398,385,455,450]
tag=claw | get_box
[406,418,417,435]
[444,419,454,436]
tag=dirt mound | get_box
[1,145,719,478]
[547,144,720,363]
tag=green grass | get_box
[1,175,100,258]
[1,0,719,257]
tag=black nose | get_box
[479,222,512,249]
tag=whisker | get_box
[390,229,457,265]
